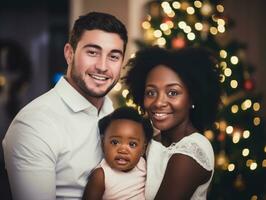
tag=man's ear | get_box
[64,43,74,65]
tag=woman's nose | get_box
[154,94,167,107]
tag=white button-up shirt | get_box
[2,77,113,200]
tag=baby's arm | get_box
[82,167,105,200]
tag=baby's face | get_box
[102,119,146,172]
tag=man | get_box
[2,12,128,200]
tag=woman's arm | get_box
[82,167,105,200]
[155,154,212,200]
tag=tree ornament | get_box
[171,37,186,49]
[244,79,254,91]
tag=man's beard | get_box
[70,62,119,98]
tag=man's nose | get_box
[95,56,108,72]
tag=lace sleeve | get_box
[168,140,213,171]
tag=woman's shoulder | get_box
[171,133,214,170]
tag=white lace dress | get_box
[145,132,214,200]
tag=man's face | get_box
[65,29,124,100]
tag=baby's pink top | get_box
[99,157,146,200]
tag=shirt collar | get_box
[54,77,113,115]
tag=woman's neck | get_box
[160,123,197,147]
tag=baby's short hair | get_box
[98,106,153,142]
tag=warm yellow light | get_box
[232,131,241,143]
[251,195,258,200]
[217,25,225,33]
[172,1,181,9]
[228,163,235,171]
[184,26,192,33]
[231,56,239,65]
[220,74,225,82]
[204,130,214,140]
[154,30,162,38]
[166,20,174,28]
[242,148,249,157]
[157,37,166,46]
[113,82,122,92]
[224,68,232,77]
[161,1,170,9]
[216,4,224,13]
[226,126,233,134]
[194,0,202,8]
[195,22,203,31]
[142,21,151,29]
[220,61,227,69]
[220,50,227,58]
[178,21,187,29]
[231,105,239,113]
[230,80,238,89]
[264,145,266,152]
[167,11,176,17]
[246,159,253,167]
[122,89,129,98]
[262,159,266,167]
[219,121,227,131]
[217,19,225,26]
[0,75,6,86]
[243,130,250,139]
[250,162,257,170]
[241,99,252,110]
[164,29,172,35]
[187,7,195,15]
[160,23,169,31]
[210,27,218,35]
[253,102,260,111]
[253,117,260,126]
[187,32,196,40]
[201,3,212,16]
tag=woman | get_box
[125,46,221,200]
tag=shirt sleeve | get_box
[169,135,214,171]
[3,114,58,200]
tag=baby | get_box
[82,106,153,200]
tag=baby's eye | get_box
[129,141,138,148]
[110,139,119,145]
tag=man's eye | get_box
[109,54,121,61]
[129,142,138,148]
[87,50,98,56]
[110,139,119,145]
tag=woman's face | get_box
[144,65,192,133]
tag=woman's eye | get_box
[168,90,178,96]
[145,90,156,97]
[110,139,119,145]
[129,142,138,148]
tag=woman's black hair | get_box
[125,46,221,132]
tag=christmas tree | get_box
[114,0,266,199]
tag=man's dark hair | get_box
[69,11,128,54]
[98,106,153,143]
